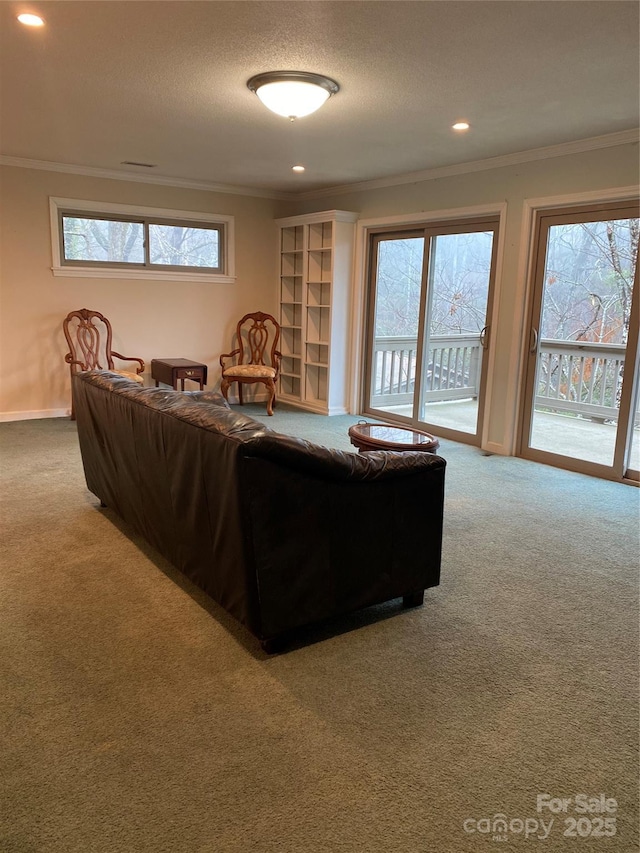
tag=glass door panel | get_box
[622,305,640,478]
[364,218,499,445]
[419,230,494,434]
[527,215,638,468]
[628,381,640,473]
[368,234,424,418]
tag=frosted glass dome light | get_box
[247,72,339,120]
[17,13,45,26]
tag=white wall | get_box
[281,143,640,452]
[0,166,280,418]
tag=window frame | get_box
[49,198,235,282]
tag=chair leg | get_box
[69,368,76,420]
[265,380,276,416]
[238,382,244,406]
[220,378,230,402]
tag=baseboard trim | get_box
[0,409,70,422]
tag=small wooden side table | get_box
[151,358,208,391]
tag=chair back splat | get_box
[63,308,145,418]
[219,311,282,415]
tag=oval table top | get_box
[348,421,440,452]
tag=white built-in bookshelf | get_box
[276,210,357,414]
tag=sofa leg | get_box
[403,590,424,608]
[261,636,284,654]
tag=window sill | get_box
[51,266,235,283]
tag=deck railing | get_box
[535,338,636,423]
[371,334,481,407]
[372,335,636,423]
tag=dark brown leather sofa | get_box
[72,370,446,651]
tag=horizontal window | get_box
[50,198,235,282]
[62,215,145,265]
[149,222,219,268]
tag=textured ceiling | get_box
[1,1,638,195]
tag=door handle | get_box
[480,325,489,349]
[530,327,539,353]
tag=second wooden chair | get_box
[219,311,281,415]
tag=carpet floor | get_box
[0,408,638,852]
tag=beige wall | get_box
[2,144,638,451]
[281,145,639,220]
[281,143,640,451]
[0,166,280,418]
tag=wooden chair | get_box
[219,311,282,415]
[63,308,145,418]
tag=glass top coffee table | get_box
[348,421,440,453]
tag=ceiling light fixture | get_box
[247,71,339,120]
[452,121,470,131]
[17,13,44,26]
[292,165,305,172]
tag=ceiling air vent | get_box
[120,161,156,168]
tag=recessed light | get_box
[17,13,44,26]
[452,121,470,131]
[292,165,305,172]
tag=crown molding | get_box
[0,156,291,200]
[276,209,359,226]
[1,129,638,202]
[296,129,640,201]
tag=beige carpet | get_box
[0,412,638,852]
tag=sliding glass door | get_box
[519,201,640,481]
[367,230,424,418]
[364,218,499,444]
